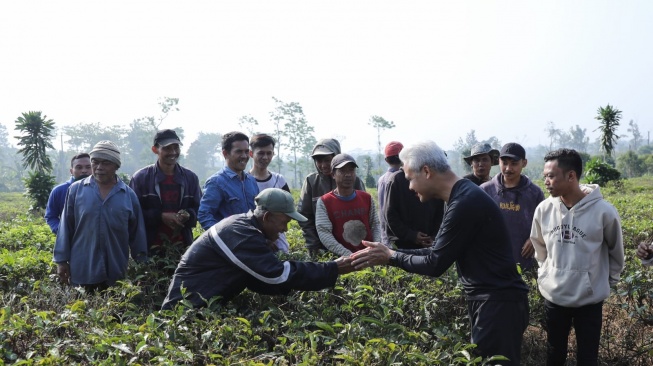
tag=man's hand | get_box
[416,232,433,247]
[161,212,184,229]
[521,239,535,258]
[57,263,71,284]
[636,242,653,260]
[350,240,393,270]
[335,256,356,275]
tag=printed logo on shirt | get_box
[499,201,521,212]
[549,224,588,244]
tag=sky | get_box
[1,0,652,155]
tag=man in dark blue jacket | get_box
[45,153,91,234]
[162,188,354,309]
[130,129,202,256]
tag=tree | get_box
[270,97,309,173]
[14,111,57,210]
[595,104,622,161]
[627,120,643,151]
[238,115,260,136]
[545,121,562,151]
[567,125,590,152]
[14,111,56,172]
[616,151,644,178]
[368,115,396,170]
[63,122,128,152]
[185,132,222,182]
[453,130,501,174]
[284,107,315,186]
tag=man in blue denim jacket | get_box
[198,132,259,230]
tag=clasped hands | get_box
[162,210,189,230]
[335,240,395,275]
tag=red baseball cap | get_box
[384,141,404,157]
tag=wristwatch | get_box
[389,251,399,266]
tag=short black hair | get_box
[385,155,401,165]
[250,133,276,150]
[222,131,249,152]
[544,148,582,179]
[70,153,90,168]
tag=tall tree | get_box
[567,125,589,152]
[627,120,642,151]
[270,97,309,173]
[185,132,222,181]
[14,111,56,172]
[238,115,260,136]
[368,115,396,170]
[284,108,315,186]
[595,104,622,161]
[63,122,128,152]
[545,121,562,151]
[14,111,57,210]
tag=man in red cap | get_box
[377,141,403,246]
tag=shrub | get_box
[584,157,621,186]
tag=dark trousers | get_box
[468,297,529,366]
[544,299,603,366]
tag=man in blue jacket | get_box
[45,153,91,234]
[162,188,355,309]
[130,129,202,255]
[198,131,259,230]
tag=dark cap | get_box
[255,188,307,222]
[330,153,358,171]
[153,129,182,147]
[463,143,499,166]
[500,143,526,161]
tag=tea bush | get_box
[1,179,652,365]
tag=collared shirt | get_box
[44,176,75,234]
[53,176,147,285]
[198,166,259,230]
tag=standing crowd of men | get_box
[46,129,652,365]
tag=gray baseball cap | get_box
[330,153,358,171]
[255,188,307,222]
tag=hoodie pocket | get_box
[538,266,593,306]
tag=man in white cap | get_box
[53,140,147,291]
[162,188,355,309]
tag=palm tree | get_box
[15,111,56,172]
[14,111,56,210]
[594,104,622,161]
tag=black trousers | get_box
[544,299,603,366]
[467,297,529,366]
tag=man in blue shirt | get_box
[198,131,259,230]
[53,141,147,291]
[44,153,91,234]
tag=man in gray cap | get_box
[53,140,147,291]
[298,139,365,256]
[463,142,500,186]
[314,154,381,256]
[162,188,355,309]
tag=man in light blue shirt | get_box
[53,141,147,290]
[198,131,259,230]
[44,153,91,234]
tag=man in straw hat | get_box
[162,188,355,309]
[53,140,147,291]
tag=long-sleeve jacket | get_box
[161,212,339,309]
[44,177,75,234]
[383,169,445,249]
[198,166,259,230]
[530,184,625,307]
[53,176,147,285]
[129,162,202,249]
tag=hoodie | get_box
[480,174,544,269]
[530,184,624,307]
[298,139,365,251]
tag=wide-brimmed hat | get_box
[463,143,499,166]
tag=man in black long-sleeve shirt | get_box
[352,140,529,366]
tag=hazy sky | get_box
[1,1,652,154]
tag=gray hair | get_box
[399,141,450,174]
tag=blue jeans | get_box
[544,299,603,366]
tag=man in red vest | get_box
[315,154,382,256]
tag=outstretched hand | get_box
[350,240,394,270]
[335,256,356,275]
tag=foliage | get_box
[617,151,645,178]
[595,104,622,160]
[628,120,643,151]
[23,171,56,211]
[237,115,260,136]
[584,157,621,187]
[368,115,396,170]
[14,111,56,173]
[185,132,223,181]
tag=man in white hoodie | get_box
[531,148,624,366]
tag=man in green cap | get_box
[162,188,355,309]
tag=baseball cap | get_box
[330,153,358,171]
[463,143,500,166]
[384,141,404,157]
[500,143,526,161]
[255,188,307,222]
[153,129,183,147]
